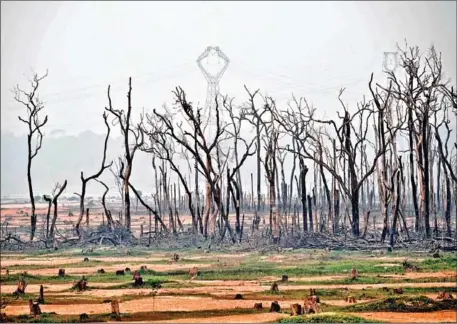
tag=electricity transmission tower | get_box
[196,46,230,139]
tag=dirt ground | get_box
[354,311,457,323]
[0,204,456,323]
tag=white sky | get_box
[2,1,456,137]
[1,1,456,197]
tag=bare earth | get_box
[354,311,457,323]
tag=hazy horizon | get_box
[1,1,456,196]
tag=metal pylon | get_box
[197,46,230,140]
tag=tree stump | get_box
[270,282,279,294]
[437,291,454,300]
[291,303,302,316]
[58,269,65,277]
[304,296,320,314]
[37,285,45,304]
[111,300,120,315]
[402,259,420,272]
[345,296,356,303]
[79,313,89,322]
[253,303,263,311]
[0,313,8,322]
[189,267,199,279]
[132,271,144,287]
[269,301,281,312]
[393,288,403,294]
[74,276,88,291]
[350,268,359,280]
[29,299,41,317]
[15,278,27,295]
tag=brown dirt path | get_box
[0,282,121,294]
[146,313,289,323]
[3,296,303,315]
[353,310,457,323]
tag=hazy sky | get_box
[1,1,456,197]
[2,1,456,137]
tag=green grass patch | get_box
[247,286,457,303]
[0,273,81,285]
[422,255,457,272]
[6,260,105,271]
[344,296,457,312]
[280,313,383,323]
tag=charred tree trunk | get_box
[307,194,313,232]
[43,195,52,244]
[421,116,431,238]
[390,157,403,248]
[14,72,49,241]
[105,78,144,231]
[299,158,308,233]
[96,179,114,230]
[408,107,421,232]
[49,181,67,245]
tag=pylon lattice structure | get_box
[197,46,230,141]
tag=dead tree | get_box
[118,160,168,233]
[105,78,144,230]
[43,195,52,245]
[109,160,125,222]
[387,45,453,237]
[276,79,395,237]
[242,86,269,229]
[390,156,404,247]
[224,96,244,214]
[74,112,112,237]
[48,180,68,246]
[142,126,199,234]
[95,179,114,230]
[260,99,280,240]
[433,89,456,236]
[149,88,237,242]
[223,97,257,237]
[370,78,405,242]
[13,70,49,241]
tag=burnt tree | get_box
[48,180,68,246]
[75,112,112,237]
[105,78,144,230]
[14,71,49,241]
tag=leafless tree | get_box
[386,45,453,238]
[94,179,114,230]
[74,112,112,237]
[274,76,396,237]
[223,96,256,236]
[13,70,49,241]
[241,86,269,229]
[48,180,68,246]
[105,78,144,230]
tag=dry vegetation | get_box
[0,42,457,323]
